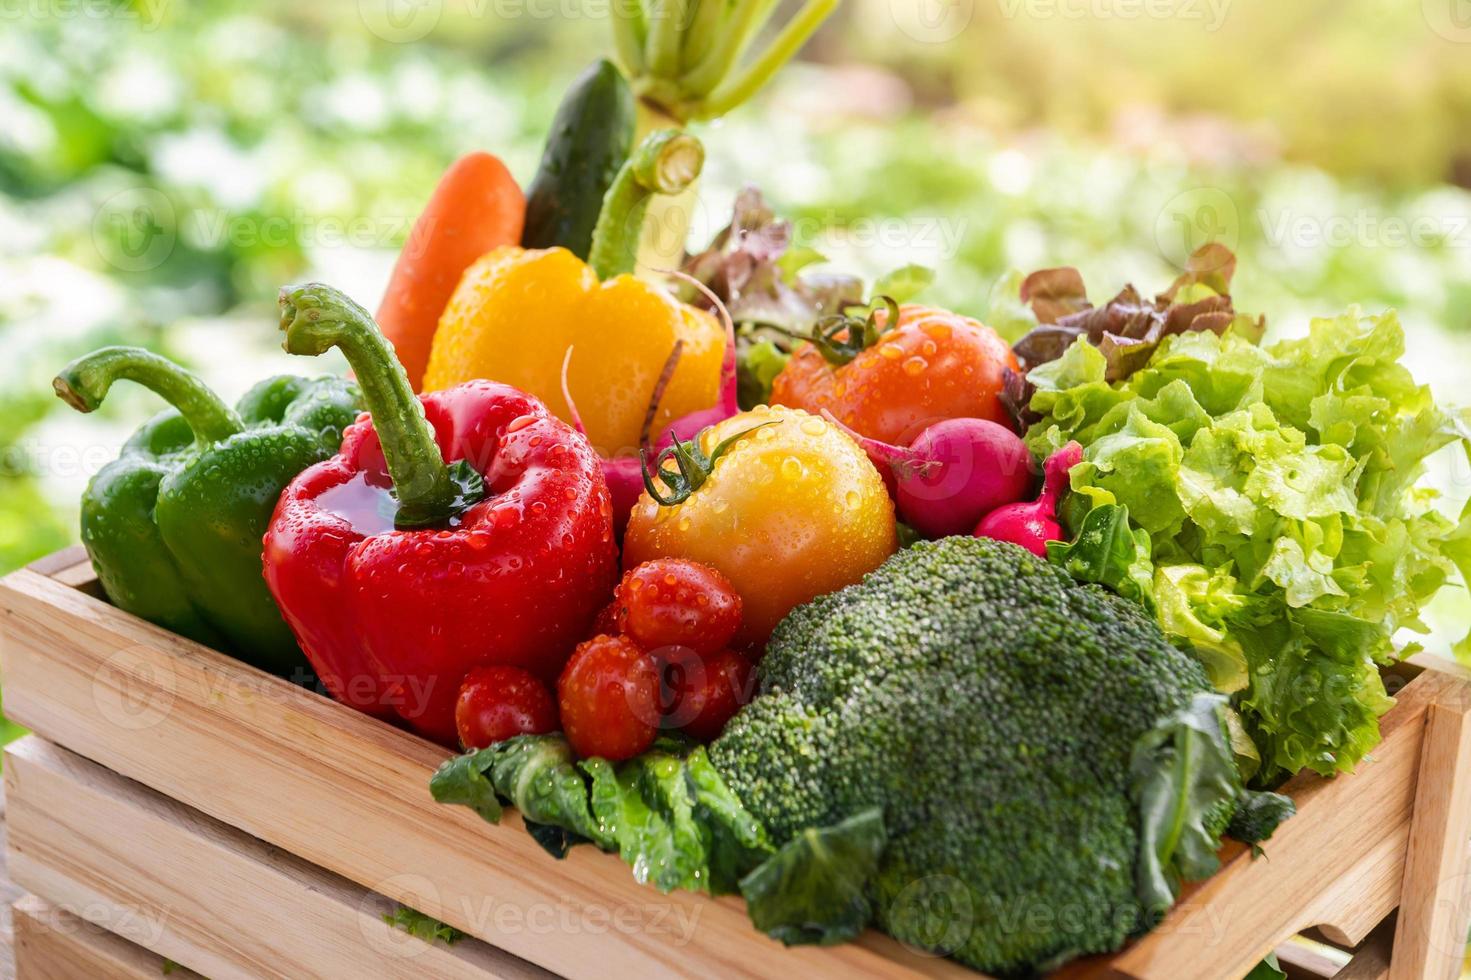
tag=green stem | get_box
[610,0,647,76]
[588,129,704,280]
[277,283,458,527]
[644,0,688,78]
[677,0,779,99]
[53,346,243,446]
[700,0,837,118]
[680,0,729,72]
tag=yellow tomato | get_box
[622,404,898,648]
[422,247,724,458]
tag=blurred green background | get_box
[2,0,1469,733]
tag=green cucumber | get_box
[522,59,636,259]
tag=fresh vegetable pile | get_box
[52,26,1471,979]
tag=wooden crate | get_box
[2,547,1469,980]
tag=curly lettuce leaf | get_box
[739,807,887,947]
[737,339,790,410]
[1154,564,1250,694]
[872,264,934,304]
[1029,309,1470,780]
[433,736,774,894]
[383,906,466,945]
[429,735,609,854]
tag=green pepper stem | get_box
[53,346,244,446]
[588,128,704,280]
[278,283,457,527]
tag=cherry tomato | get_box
[656,647,756,742]
[590,600,621,637]
[557,634,660,760]
[771,304,1019,446]
[614,559,742,654]
[624,405,897,648]
[455,665,558,750]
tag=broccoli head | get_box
[711,536,1289,975]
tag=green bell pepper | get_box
[53,346,362,676]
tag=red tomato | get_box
[558,635,660,760]
[656,647,756,742]
[613,559,742,654]
[771,304,1019,446]
[455,665,558,750]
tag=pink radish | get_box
[823,411,1034,539]
[560,346,678,536]
[974,441,1083,556]
[652,272,740,453]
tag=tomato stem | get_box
[640,421,777,506]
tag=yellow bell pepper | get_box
[422,130,723,458]
[424,248,721,457]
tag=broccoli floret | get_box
[711,536,1286,976]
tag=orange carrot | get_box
[377,152,525,390]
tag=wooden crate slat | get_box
[0,565,972,980]
[1388,699,1471,980]
[3,736,549,980]
[12,894,203,980]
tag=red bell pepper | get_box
[263,283,617,745]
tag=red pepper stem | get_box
[278,283,457,526]
[52,346,244,446]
